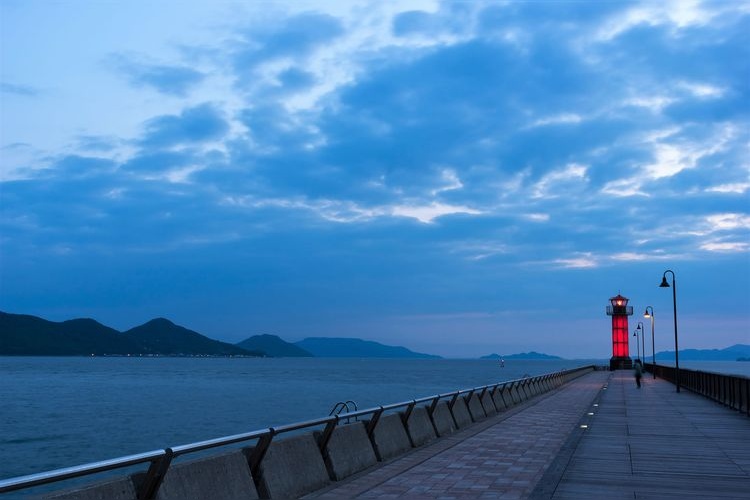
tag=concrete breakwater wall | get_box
[1,366,597,499]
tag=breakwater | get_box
[0,365,599,499]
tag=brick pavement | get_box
[307,370,611,499]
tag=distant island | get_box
[236,334,313,357]
[294,337,440,359]
[4,311,747,361]
[481,352,562,360]
[0,312,438,359]
[654,344,750,361]
[0,312,258,357]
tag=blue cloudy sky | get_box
[1,0,748,358]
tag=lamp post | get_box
[636,321,644,364]
[633,328,640,364]
[644,306,656,379]
[660,270,680,393]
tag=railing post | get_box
[448,392,460,410]
[317,416,339,454]
[465,389,475,407]
[248,429,275,479]
[137,449,173,500]
[724,376,728,405]
[490,384,504,413]
[401,400,417,425]
[428,396,440,416]
[365,408,384,438]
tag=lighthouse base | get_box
[609,356,633,370]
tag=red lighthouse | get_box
[607,293,633,370]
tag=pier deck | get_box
[308,371,750,499]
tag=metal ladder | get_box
[328,400,358,423]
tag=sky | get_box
[1,0,748,359]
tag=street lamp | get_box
[636,321,644,364]
[633,328,640,364]
[660,270,680,393]
[644,306,656,379]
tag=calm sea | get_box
[1,356,747,495]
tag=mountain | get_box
[0,311,261,357]
[236,334,313,357]
[294,337,441,358]
[654,344,750,361]
[122,318,257,356]
[0,312,142,355]
[481,351,562,360]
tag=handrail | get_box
[645,362,749,416]
[0,450,166,492]
[169,428,270,456]
[0,364,597,495]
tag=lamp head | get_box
[643,310,651,318]
[659,276,670,288]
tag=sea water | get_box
[0,356,590,481]
[1,356,747,494]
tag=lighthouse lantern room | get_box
[607,293,633,370]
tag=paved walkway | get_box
[308,370,750,499]
[536,371,750,499]
[308,371,610,499]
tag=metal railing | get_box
[0,365,596,498]
[645,363,750,416]
[606,305,633,315]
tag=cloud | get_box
[524,213,550,222]
[121,150,194,175]
[531,163,588,199]
[678,80,726,99]
[611,252,673,262]
[706,182,750,194]
[139,103,229,149]
[700,241,749,252]
[223,192,481,225]
[705,213,750,231]
[76,135,121,152]
[390,202,481,224]
[600,122,741,197]
[108,54,205,96]
[392,10,441,37]
[237,103,321,153]
[552,254,598,269]
[2,0,748,357]
[528,113,583,128]
[595,0,720,41]
[0,82,39,96]
[233,12,344,71]
[276,67,316,92]
[430,168,464,196]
